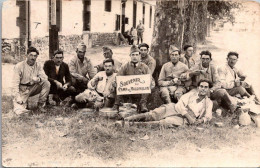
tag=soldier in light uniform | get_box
[12,47,50,115]
[69,42,96,95]
[95,46,122,73]
[158,45,190,104]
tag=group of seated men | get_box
[12,42,259,126]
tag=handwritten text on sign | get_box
[116,75,151,95]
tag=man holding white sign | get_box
[112,45,151,113]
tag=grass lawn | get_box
[2,93,260,166]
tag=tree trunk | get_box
[197,0,208,43]
[150,0,209,80]
[150,0,185,80]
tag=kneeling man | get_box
[44,50,75,105]
[75,58,117,108]
[12,47,50,115]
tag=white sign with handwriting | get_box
[116,75,151,95]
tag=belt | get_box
[20,82,34,87]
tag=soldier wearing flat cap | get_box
[112,45,152,113]
[158,45,190,104]
[138,43,156,75]
[68,42,96,95]
[95,46,122,73]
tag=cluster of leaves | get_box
[207,0,241,23]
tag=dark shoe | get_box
[140,103,148,113]
[112,104,119,112]
[229,104,237,114]
[71,103,78,109]
[38,102,47,113]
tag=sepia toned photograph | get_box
[1,0,260,167]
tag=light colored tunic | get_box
[218,63,246,89]
[12,60,48,97]
[69,56,96,80]
[88,71,116,97]
[158,61,189,87]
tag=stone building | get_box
[2,0,155,55]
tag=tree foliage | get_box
[207,0,240,23]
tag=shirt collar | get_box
[199,63,210,73]
[130,62,140,67]
[171,61,179,67]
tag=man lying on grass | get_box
[116,79,213,127]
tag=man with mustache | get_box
[12,46,50,115]
[158,45,190,104]
[95,46,122,73]
[75,58,117,108]
[218,51,259,105]
[69,42,96,95]
[43,50,75,106]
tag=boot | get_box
[38,102,47,113]
[162,96,172,104]
[112,104,119,112]
[48,94,57,106]
[140,103,148,113]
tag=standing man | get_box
[189,50,237,113]
[44,50,75,106]
[180,44,196,69]
[138,43,156,75]
[218,52,259,104]
[136,20,144,44]
[75,58,117,108]
[95,46,122,73]
[113,45,151,113]
[158,45,190,104]
[69,42,96,94]
[12,46,50,115]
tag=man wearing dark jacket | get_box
[44,50,75,105]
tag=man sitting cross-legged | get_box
[116,80,213,127]
[75,58,117,108]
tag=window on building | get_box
[105,0,111,12]
[125,17,129,24]
[149,6,152,28]
[142,3,145,24]
[115,14,120,31]
[83,0,91,31]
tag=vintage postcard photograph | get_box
[1,0,260,167]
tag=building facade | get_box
[2,0,156,56]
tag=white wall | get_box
[60,0,83,36]
[2,0,19,39]
[124,0,134,31]
[30,0,49,38]
[91,0,121,33]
